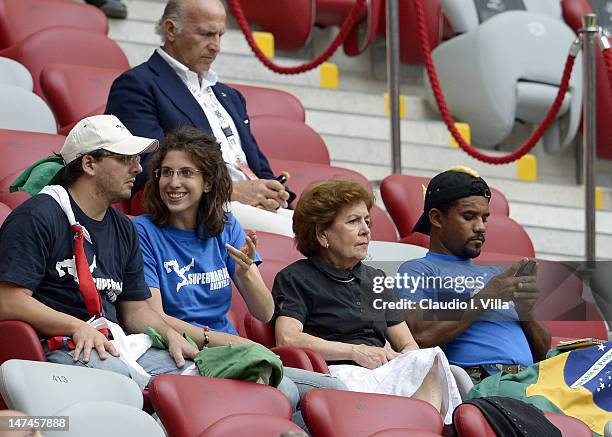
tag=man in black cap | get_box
[394,166,550,383]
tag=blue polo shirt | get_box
[395,252,533,368]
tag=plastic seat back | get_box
[427,4,581,150]
[0,0,107,50]
[381,174,509,239]
[251,116,330,165]
[453,403,592,437]
[0,56,32,90]
[481,215,535,258]
[0,129,64,181]
[233,0,315,51]
[0,169,34,209]
[0,84,56,133]
[0,26,128,96]
[198,413,303,437]
[46,401,164,437]
[0,359,143,414]
[149,374,292,437]
[377,0,442,64]
[301,388,444,437]
[40,63,123,130]
[229,83,305,122]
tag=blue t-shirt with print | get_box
[134,213,261,335]
[395,252,533,368]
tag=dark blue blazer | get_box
[106,52,286,196]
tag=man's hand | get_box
[166,329,198,368]
[71,322,119,363]
[478,259,539,316]
[351,344,400,369]
[232,175,290,212]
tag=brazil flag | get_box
[468,342,612,436]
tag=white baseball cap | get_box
[61,114,158,164]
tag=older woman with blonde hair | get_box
[272,179,461,423]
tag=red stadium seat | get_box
[480,215,535,258]
[198,413,303,437]
[561,0,612,159]
[0,26,129,97]
[381,174,510,239]
[58,104,106,136]
[0,169,32,209]
[0,129,64,181]
[453,403,592,437]
[252,231,302,264]
[251,116,330,165]
[149,374,292,437]
[268,159,367,197]
[234,0,382,55]
[301,388,444,437]
[0,202,10,226]
[0,320,47,409]
[0,0,107,50]
[316,0,384,56]
[40,64,123,132]
[476,254,609,344]
[376,0,442,64]
[229,83,305,122]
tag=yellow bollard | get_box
[253,31,274,58]
[595,186,602,210]
[517,154,538,181]
[384,93,407,118]
[320,63,339,89]
[450,123,470,148]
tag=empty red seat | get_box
[234,0,381,55]
[40,64,123,132]
[480,215,535,258]
[0,129,64,181]
[149,374,292,437]
[381,173,510,240]
[453,403,592,437]
[301,388,444,437]
[376,0,442,64]
[229,83,305,122]
[251,116,330,165]
[0,26,129,97]
[0,0,107,50]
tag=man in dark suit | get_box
[106,0,294,230]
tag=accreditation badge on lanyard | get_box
[185,81,258,180]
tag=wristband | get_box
[203,326,210,348]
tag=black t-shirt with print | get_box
[0,193,150,324]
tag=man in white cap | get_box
[0,115,197,377]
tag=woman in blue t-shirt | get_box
[133,125,346,416]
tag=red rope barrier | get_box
[227,0,366,74]
[413,0,577,165]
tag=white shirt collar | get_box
[156,47,218,89]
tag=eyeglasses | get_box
[154,167,203,179]
[97,151,141,166]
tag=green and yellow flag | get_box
[468,342,612,436]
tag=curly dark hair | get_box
[143,125,232,238]
[293,178,374,257]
